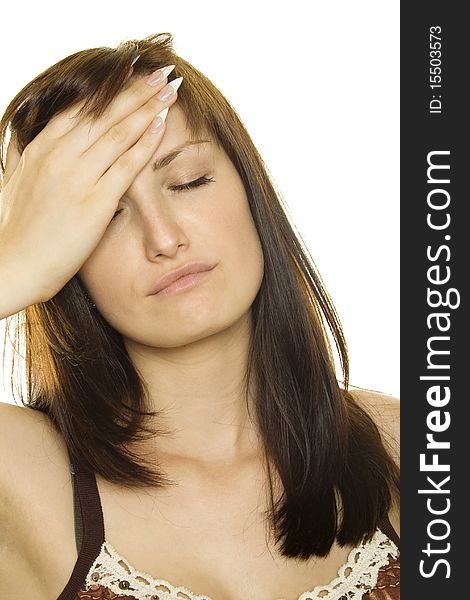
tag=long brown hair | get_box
[0,32,399,558]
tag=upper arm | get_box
[0,401,68,596]
[0,401,66,518]
[0,402,41,533]
[0,402,34,594]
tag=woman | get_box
[0,33,399,599]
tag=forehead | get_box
[153,103,216,165]
[160,104,209,147]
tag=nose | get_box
[139,201,188,261]
[125,169,189,260]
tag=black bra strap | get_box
[379,512,400,550]
[57,458,105,600]
[70,463,84,554]
[58,453,398,599]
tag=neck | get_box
[124,311,261,464]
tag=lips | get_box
[148,262,215,295]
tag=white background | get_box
[0,0,399,403]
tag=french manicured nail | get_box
[149,107,169,133]
[157,77,183,101]
[146,65,176,86]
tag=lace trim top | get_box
[57,462,400,600]
[78,529,399,600]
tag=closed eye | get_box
[111,176,215,221]
[169,175,215,192]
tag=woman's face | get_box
[78,104,264,348]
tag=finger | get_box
[80,82,180,184]
[68,69,178,151]
[35,66,176,154]
[25,98,90,149]
[45,65,137,138]
[91,111,170,217]
[29,65,137,145]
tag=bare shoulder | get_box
[0,400,70,519]
[0,402,73,598]
[0,400,63,459]
[0,401,49,466]
[347,386,400,466]
[346,387,400,538]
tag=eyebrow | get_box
[151,140,212,171]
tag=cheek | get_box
[78,239,135,299]
[216,191,264,289]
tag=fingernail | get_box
[149,107,169,133]
[146,64,176,86]
[131,54,141,67]
[157,77,184,101]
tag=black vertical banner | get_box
[401,3,467,598]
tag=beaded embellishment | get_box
[82,529,399,600]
